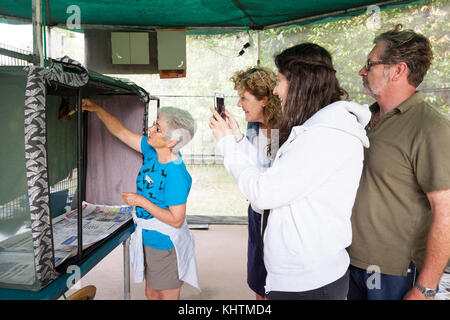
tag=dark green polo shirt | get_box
[348,91,450,276]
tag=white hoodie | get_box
[217,101,370,293]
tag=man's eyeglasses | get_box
[365,60,388,72]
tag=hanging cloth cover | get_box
[44,56,90,88]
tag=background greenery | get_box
[121,0,449,161]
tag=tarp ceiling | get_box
[0,0,423,34]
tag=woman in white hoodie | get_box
[209,43,371,300]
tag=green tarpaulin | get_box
[0,0,424,34]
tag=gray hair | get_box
[158,107,196,154]
[374,24,432,87]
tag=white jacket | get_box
[242,126,278,214]
[130,212,200,290]
[217,101,370,292]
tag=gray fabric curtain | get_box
[85,95,145,205]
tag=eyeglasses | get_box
[365,60,388,72]
[151,121,162,133]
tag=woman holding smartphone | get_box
[224,67,281,300]
[210,43,371,299]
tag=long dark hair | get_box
[275,43,348,147]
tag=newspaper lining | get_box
[0,202,132,286]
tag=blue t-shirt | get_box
[136,136,192,250]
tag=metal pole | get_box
[31,0,44,67]
[0,48,34,63]
[45,0,52,63]
[123,238,131,300]
[77,90,83,260]
[257,30,261,66]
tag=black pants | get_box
[267,270,350,300]
[247,206,267,297]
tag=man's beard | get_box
[362,70,389,98]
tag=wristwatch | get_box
[414,283,437,299]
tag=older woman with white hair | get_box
[82,99,199,300]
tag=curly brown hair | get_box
[230,67,281,129]
[374,24,433,88]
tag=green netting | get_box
[0,67,77,205]
[0,67,28,205]
[46,95,77,188]
[0,0,424,34]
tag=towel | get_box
[130,211,200,290]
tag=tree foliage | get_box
[260,0,449,114]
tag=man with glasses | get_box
[347,25,450,300]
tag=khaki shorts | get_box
[143,245,183,290]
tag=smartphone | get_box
[214,93,226,119]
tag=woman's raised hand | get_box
[225,111,244,142]
[81,98,100,112]
[209,107,233,141]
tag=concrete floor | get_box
[63,224,255,300]
[62,223,450,300]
